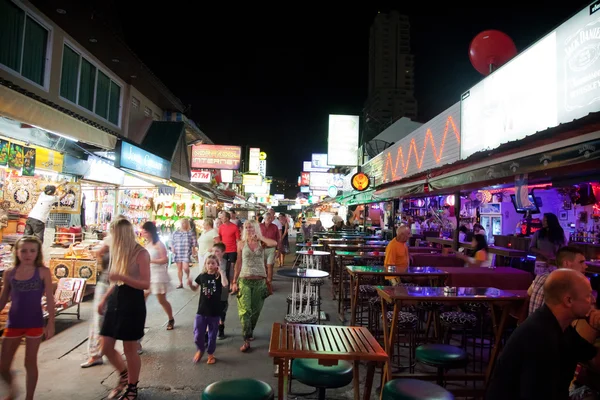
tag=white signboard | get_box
[84,155,125,185]
[461,2,600,159]
[303,161,329,172]
[259,159,267,177]
[311,153,332,169]
[191,170,211,183]
[220,169,233,183]
[363,103,461,185]
[248,148,260,173]
[309,172,344,191]
[327,115,359,166]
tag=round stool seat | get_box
[440,311,476,326]
[202,378,274,400]
[285,313,318,324]
[359,284,377,294]
[292,358,353,389]
[416,344,467,369]
[386,310,418,328]
[382,378,454,400]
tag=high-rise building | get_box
[363,11,418,141]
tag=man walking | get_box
[218,212,240,284]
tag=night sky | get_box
[116,2,590,182]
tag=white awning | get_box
[0,85,117,149]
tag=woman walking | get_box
[0,237,55,400]
[141,222,174,330]
[99,219,150,399]
[231,220,277,352]
[277,214,289,267]
[171,219,198,289]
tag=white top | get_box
[29,193,58,222]
[197,229,219,255]
[332,215,343,224]
[273,219,283,229]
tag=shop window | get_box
[0,0,49,87]
[59,43,122,126]
[95,71,110,119]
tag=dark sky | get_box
[116,1,590,182]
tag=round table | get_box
[278,269,330,324]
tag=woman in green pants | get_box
[230,220,277,352]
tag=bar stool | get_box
[291,359,353,400]
[382,378,454,400]
[415,344,468,386]
[202,378,274,400]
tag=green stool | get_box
[415,344,467,386]
[202,378,274,400]
[382,378,454,400]
[291,358,353,400]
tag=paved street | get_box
[4,244,380,399]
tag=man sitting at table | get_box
[528,246,588,315]
[383,225,410,285]
[486,269,599,400]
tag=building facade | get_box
[363,11,418,141]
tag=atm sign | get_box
[191,170,211,183]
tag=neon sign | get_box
[363,103,461,185]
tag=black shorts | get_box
[100,284,146,341]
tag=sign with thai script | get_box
[190,145,242,170]
[115,141,171,179]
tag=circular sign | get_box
[328,185,338,198]
[351,172,370,192]
[259,152,267,160]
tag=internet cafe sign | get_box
[115,141,171,179]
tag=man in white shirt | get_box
[25,183,68,242]
[332,212,343,225]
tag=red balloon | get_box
[469,30,517,76]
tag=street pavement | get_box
[3,241,380,399]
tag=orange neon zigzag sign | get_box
[382,115,460,183]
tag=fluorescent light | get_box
[53,132,78,142]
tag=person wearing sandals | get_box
[141,222,175,330]
[99,219,150,399]
[171,219,198,289]
[230,220,277,353]
[188,255,228,364]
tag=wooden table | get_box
[344,266,447,325]
[487,246,527,258]
[426,237,474,250]
[335,251,386,310]
[269,323,388,400]
[376,285,526,394]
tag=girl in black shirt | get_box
[188,255,228,364]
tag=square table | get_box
[344,266,448,325]
[269,323,388,400]
[376,285,526,389]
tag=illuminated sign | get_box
[191,170,211,183]
[259,159,267,177]
[248,148,260,173]
[259,151,267,160]
[84,155,124,185]
[363,103,461,185]
[303,161,329,172]
[461,3,600,159]
[309,172,344,191]
[351,172,370,192]
[190,145,241,170]
[327,115,359,166]
[34,147,64,172]
[220,169,233,183]
[242,173,262,186]
[300,172,310,186]
[328,185,338,198]
[115,141,171,179]
[311,153,332,169]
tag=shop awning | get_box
[171,178,214,201]
[0,84,117,149]
[141,121,191,182]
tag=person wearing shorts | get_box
[260,214,280,287]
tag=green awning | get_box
[141,121,185,162]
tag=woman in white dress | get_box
[141,221,174,330]
[197,218,220,269]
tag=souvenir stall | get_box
[153,184,204,238]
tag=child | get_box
[0,237,55,400]
[188,255,228,364]
[211,243,229,340]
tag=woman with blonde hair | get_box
[98,218,150,399]
[231,219,277,352]
[170,218,198,289]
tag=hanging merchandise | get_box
[8,142,23,170]
[0,140,8,166]
[22,147,36,176]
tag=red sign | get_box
[191,170,211,183]
[300,172,310,186]
[191,145,241,170]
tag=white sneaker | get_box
[81,358,103,368]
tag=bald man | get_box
[383,225,411,284]
[486,269,598,400]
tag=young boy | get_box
[188,255,228,364]
[211,243,229,340]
